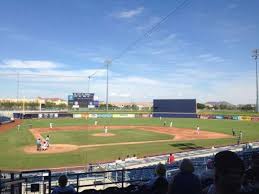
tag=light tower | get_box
[105,60,112,111]
[252,49,259,112]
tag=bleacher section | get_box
[1,143,259,193]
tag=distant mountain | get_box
[205,101,234,107]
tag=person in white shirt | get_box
[196,126,200,135]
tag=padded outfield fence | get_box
[1,148,258,194]
[9,111,259,122]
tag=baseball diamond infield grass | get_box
[41,129,173,145]
[1,117,259,170]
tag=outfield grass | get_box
[199,110,259,116]
[42,129,173,145]
[0,117,259,169]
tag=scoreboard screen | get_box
[68,93,95,108]
[153,99,196,113]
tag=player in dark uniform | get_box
[163,121,167,127]
[232,128,236,136]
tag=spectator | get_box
[242,169,256,193]
[207,150,245,194]
[200,159,214,188]
[168,158,201,194]
[52,175,76,194]
[168,153,175,164]
[145,163,168,194]
[248,152,259,191]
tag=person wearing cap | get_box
[207,150,245,194]
[52,175,76,194]
[168,158,201,194]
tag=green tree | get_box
[197,103,206,109]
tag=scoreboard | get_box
[153,99,196,113]
[68,93,97,108]
[153,99,197,118]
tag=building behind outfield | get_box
[153,99,197,118]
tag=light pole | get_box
[105,60,112,111]
[252,49,259,112]
[87,76,90,93]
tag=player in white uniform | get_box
[41,141,48,151]
[17,124,21,131]
[105,126,108,134]
[49,123,53,129]
[170,121,173,127]
[196,126,200,134]
[94,121,98,126]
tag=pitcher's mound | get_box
[92,133,115,137]
[24,144,79,154]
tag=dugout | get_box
[153,99,197,118]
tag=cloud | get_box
[198,53,225,63]
[114,7,144,19]
[1,60,61,69]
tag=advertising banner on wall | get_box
[112,114,135,118]
[207,115,215,119]
[232,116,239,120]
[73,114,82,118]
[142,114,151,118]
[81,113,89,119]
[223,115,232,119]
[199,115,209,119]
[88,114,98,118]
[215,115,224,119]
[240,116,252,121]
[251,117,259,121]
[97,114,112,118]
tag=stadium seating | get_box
[0,115,12,124]
[1,148,259,194]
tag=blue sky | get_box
[0,0,258,104]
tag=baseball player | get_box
[163,121,167,127]
[104,126,108,134]
[239,131,243,142]
[232,128,236,136]
[17,124,21,132]
[36,138,41,151]
[49,123,53,129]
[170,121,173,128]
[46,135,50,147]
[196,126,200,135]
[41,141,48,151]
[94,120,98,126]
[159,117,162,121]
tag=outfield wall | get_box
[12,112,259,122]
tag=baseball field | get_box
[1,117,259,170]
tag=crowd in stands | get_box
[51,150,259,194]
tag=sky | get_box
[0,0,258,104]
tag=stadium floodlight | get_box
[252,49,259,112]
[104,60,112,111]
